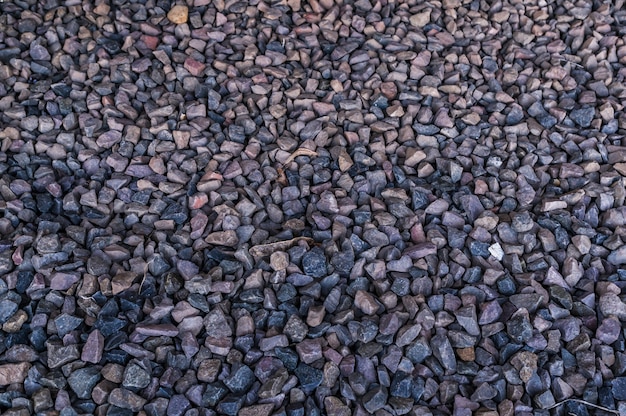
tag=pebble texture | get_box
[0,0,626,415]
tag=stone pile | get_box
[0,0,626,415]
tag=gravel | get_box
[1,0,626,414]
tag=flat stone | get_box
[239,404,274,416]
[47,343,80,368]
[404,242,437,259]
[134,323,179,337]
[108,388,147,412]
[0,362,31,386]
[205,231,239,247]
[81,329,104,363]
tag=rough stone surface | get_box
[0,1,625,414]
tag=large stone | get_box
[0,363,31,386]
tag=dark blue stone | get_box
[499,197,517,213]
[469,241,490,257]
[304,397,321,416]
[30,327,47,351]
[412,190,429,210]
[224,364,255,394]
[54,314,83,337]
[162,203,188,224]
[103,349,129,365]
[349,234,369,253]
[352,210,372,225]
[286,403,305,416]
[202,383,228,407]
[239,289,264,303]
[570,107,594,127]
[16,271,33,294]
[0,299,18,324]
[565,401,589,416]
[411,377,425,401]
[499,343,523,363]
[275,347,299,371]
[497,276,516,296]
[554,226,570,248]
[302,247,327,278]
[598,386,615,409]
[308,322,330,338]
[390,371,413,398]
[391,276,410,296]
[371,95,388,109]
[268,311,287,328]
[216,395,244,416]
[99,299,119,316]
[276,283,297,303]
[331,250,354,277]
[612,377,626,400]
[295,363,323,393]
[537,113,557,128]
[463,267,482,283]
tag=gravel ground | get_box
[1,0,626,415]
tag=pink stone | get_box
[81,329,104,364]
[184,57,206,76]
[134,323,178,337]
[49,272,80,291]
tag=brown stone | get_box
[456,347,475,362]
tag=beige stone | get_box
[167,5,188,24]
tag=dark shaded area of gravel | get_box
[1,0,626,415]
